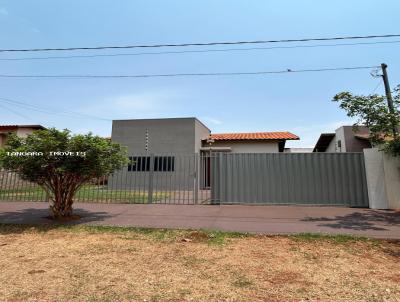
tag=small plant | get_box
[232,275,253,288]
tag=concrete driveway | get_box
[0,201,399,239]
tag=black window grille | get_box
[128,156,175,172]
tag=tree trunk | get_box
[50,198,73,218]
[48,177,80,219]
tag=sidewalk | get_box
[0,202,399,239]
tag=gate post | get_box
[148,154,154,204]
[194,153,199,204]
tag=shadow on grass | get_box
[301,209,400,231]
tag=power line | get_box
[1,34,399,53]
[0,102,34,122]
[0,66,379,79]
[370,81,383,94]
[0,97,111,121]
[1,40,399,61]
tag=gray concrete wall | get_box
[110,118,207,191]
[364,148,400,209]
[194,119,211,153]
[111,118,200,154]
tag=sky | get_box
[0,0,399,147]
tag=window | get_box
[154,156,174,172]
[128,156,175,172]
[128,156,150,171]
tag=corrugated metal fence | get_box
[211,152,369,207]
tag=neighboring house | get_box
[313,125,372,152]
[0,125,45,148]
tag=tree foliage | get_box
[332,85,400,156]
[0,128,128,218]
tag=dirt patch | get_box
[181,230,211,242]
[0,226,399,302]
[268,271,307,285]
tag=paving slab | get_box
[0,201,399,239]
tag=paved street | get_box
[0,202,399,239]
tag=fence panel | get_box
[212,152,369,207]
[0,154,212,205]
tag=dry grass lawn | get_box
[0,224,399,302]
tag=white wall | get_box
[383,152,400,209]
[16,128,36,138]
[364,148,400,209]
[210,141,279,153]
[325,139,337,152]
[335,127,346,152]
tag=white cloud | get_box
[202,116,223,125]
[110,93,162,111]
[78,90,182,119]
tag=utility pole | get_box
[380,63,398,138]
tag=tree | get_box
[0,128,128,218]
[332,84,400,156]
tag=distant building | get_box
[284,147,313,153]
[313,125,372,152]
[0,125,45,148]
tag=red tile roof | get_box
[208,132,299,141]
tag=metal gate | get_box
[211,153,369,207]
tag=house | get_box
[313,125,372,153]
[0,125,46,148]
[111,117,299,155]
[109,117,299,190]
